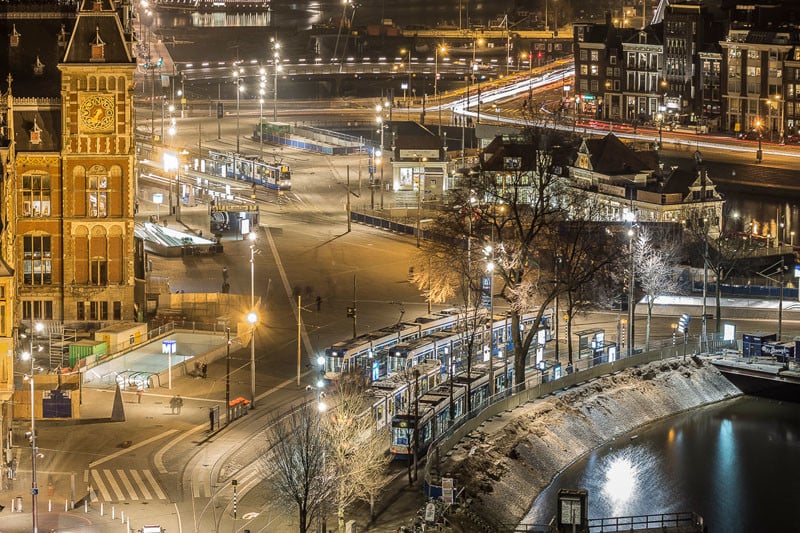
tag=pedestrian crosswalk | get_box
[88,468,167,502]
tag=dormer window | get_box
[30,118,42,146]
[93,0,103,11]
[90,25,106,62]
[33,56,45,76]
[10,24,20,48]
[503,157,522,170]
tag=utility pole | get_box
[225,327,231,424]
[296,295,302,387]
[352,274,357,338]
[346,165,351,233]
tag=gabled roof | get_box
[582,133,657,175]
[393,122,443,152]
[13,109,61,152]
[480,137,535,171]
[63,3,132,64]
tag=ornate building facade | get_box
[0,0,137,330]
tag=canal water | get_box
[522,396,800,533]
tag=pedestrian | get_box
[201,363,208,379]
[170,396,177,414]
[137,388,143,404]
[176,395,183,415]
[222,266,229,281]
[316,295,322,311]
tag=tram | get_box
[389,362,512,460]
[320,309,485,382]
[205,150,291,190]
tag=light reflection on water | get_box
[522,397,800,533]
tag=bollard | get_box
[112,506,115,519]
[121,510,125,523]
[65,499,69,512]
[15,495,22,512]
[101,502,104,516]
[84,499,88,513]
[127,516,131,531]
[49,499,52,512]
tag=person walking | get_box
[176,395,184,415]
[316,295,322,311]
[201,363,208,379]
[137,388,143,404]
[170,396,177,414]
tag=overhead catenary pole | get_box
[225,327,231,424]
[297,294,302,387]
[346,165,351,233]
[352,274,358,338]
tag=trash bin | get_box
[15,495,22,512]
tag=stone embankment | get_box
[443,357,741,530]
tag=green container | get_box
[69,340,107,367]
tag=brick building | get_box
[0,0,139,329]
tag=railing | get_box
[588,511,704,532]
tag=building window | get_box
[87,165,108,217]
[23,235,52,285]
[113,301,122,320]
[90,301,108,321]
[77,301,85,321]
[580,49,588,61]
[90,259,108,285]
[590,50,599,62]
[580,64,588,76]
[23,300,53,321]
[22,173,51,217]
[590,65,598,75]
[610,56,617,65]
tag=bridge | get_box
[710,355,800,401]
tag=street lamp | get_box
[248,232,258,408]
[755,119,763,163]
[233,66,244,153]
[435,44,446,138]
[258,68,266,158]
[22,321,44,533]
[272,39,281,121]
[484,244,495,396]
[627,227,636,357]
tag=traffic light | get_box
[346,307,357,318]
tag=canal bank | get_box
[440,357,741,530]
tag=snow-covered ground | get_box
[442,357,741,530]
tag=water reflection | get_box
[523,397,800,533]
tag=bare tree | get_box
[556,215,624,363]
[633,227,682,351]
[260,402,330,533]
[323,381,390,533]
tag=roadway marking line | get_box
[103,468,125,501]
[91,469,111,502]
[143,468,168,500]
[89,428,179,469]
[131,470,153,500]
[192,479,209,499]
[155,423,206,474]
[117,469,138,501]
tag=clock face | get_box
[79,95,115,132]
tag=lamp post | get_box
[225,327,231,424]
[435,45,446,138]
[258,69,266,158]
[485,244,495,396]
[755,119,763,163]
[656,112,663,150]
[22,321,44,533]
[248,232,258,408]
[627,227,636,357]
[272,39,281,121]
[233,66,243,153]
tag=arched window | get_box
[87,164,108,217]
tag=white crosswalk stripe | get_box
[88,468,167,502]
[192,479,211,499]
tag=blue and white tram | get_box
[389,362,513,461]
[363,359,442,432]
[205,150,292,190]
[321,309,484,382]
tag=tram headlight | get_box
[317,355,325,366]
